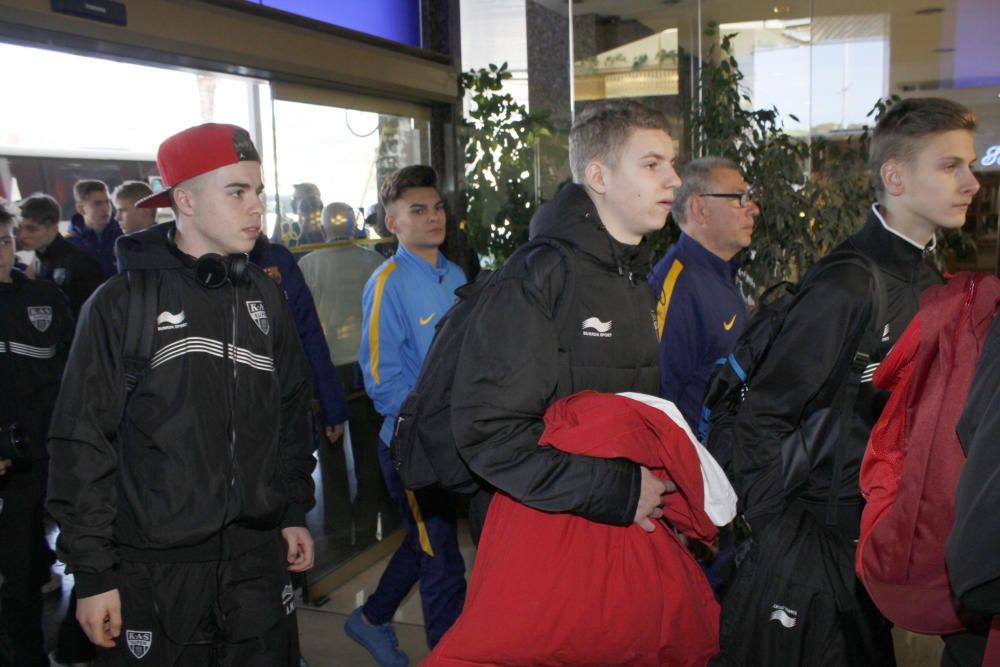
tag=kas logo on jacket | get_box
[126,629,152,659]
[246,300,270,335]
[27,306,52,332]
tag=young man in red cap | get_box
[46,123,316,666]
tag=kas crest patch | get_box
[126,629,152,659]
[52,268,67,286]
[27,306,53,332]
[246,300,270,335]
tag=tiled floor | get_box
[297,528,478,666]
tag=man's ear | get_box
[880,160,906,196]
[74,201,86,217]
[383,209,397,235]
[172,186,197,217]
[688,194,707,227]
[585,161,608,195]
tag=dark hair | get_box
[296,194,324,217]
[673,157,740,226]
[73,179,109,203]
[570,100,672,183]
[0,198,16,229]
[19,193,62,226]
[112,180,154,205]
[379,165,438,208]
[871,97,977,195]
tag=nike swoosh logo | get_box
[724,315,737,331]
[419,313,436,326]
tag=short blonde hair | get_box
[569,100,672,184]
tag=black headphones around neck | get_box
[167,226,250,289]
[194,252,249,289]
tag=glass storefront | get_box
[468,0,999,270]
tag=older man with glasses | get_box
[648,156,758,434]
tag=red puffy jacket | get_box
[425,391,721,667]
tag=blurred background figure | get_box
[273,182,325,247]
[111,181,157,234]
[321,202,356,243]
[16,194,103,319]
[300,201,386,555]
[295,194,326,246]
[68,179,120,278]
[363,203,396,259]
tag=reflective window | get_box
[267,99,431,577]
[264,99,429,247]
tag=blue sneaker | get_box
[344,608,409,667]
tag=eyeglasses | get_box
[700,192,754,208]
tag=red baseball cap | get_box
[136,123,261,209]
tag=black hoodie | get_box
[451,184,660,529]
[46,222,315,597]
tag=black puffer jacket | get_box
[47,222,315,597]
[452,184,660,527]
[733,209,942,531]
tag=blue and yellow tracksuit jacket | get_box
[359,244,467,445]
[647,233,747,432]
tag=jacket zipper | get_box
[228,284,238,490]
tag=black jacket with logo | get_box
[35,233,104,318]
[732,211,942,530]
[0,270,73,460]
[46,222,315,597]
[451,184,660,527]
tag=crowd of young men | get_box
[0,94,993,667]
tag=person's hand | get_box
[324,423,345,445]
[633,466,677,533]
[281,526,315,572]
[77,589,121,648]
[0,459,12,476]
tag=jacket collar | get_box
[676,233,740,283]
[36,232,71,259]
[394,243,451,279]
[849,206,933,279]
[529,183,652,278]
[70,213,121,241]
[871,203,937,253]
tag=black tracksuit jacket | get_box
[452,184,660,529]
[732,210,941,531]
[46,222,315,598]
[35,233,104,319]
[0,270,73,460]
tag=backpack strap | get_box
[810,251,887,527]
[123,270,158,395]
